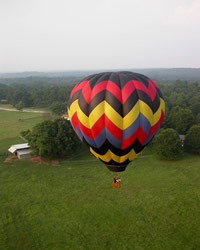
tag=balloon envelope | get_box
[68,72,165,172]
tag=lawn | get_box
[0,110,199,250]
[0,151,199,250]
[0,110,47,152]
[0,104,50,112]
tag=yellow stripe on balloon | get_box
[68,98,165,129]
[90,102,123,128]
[68,100,78,120]
[152,98,165,125]
[90,147,139,163]
[76,100,148,129]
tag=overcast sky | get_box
[0,0,200,72]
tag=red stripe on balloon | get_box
[121,126,147,149]
[105,115,122,140]
[71,110,163,148]
[137,126,148,145]
[148,79,159,89]
[147,80,157,101]
[148,111,164,137]
[71,112,78,129]
[131,80,156,102]
[70,78,158,105]
[77,114,122,140]
[121,81,135,103]
[91,81,122,102]
[70,81,89,98]
[81,82,92,104]
[81,81,122,104]
[121,131,137,149]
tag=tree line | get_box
[0,83,73,108]
[154,80,200,158]
[1,77,199,159]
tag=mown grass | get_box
[0,110,199,249]
[0,110,46,152]
[0,151,200,250]
[0,104,50,112]
[0,104,14,109]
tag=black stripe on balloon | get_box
[89,72,121,89]
[152,91,161,114]
[77,87,161,117]
[119,71,150,88]
[78,90,123,116]
[155,87,164,99]
[85,72,150,89]
[68,89,82,108]
[82,138,145,156]
[100,158,131,167]
[81,73,98,82]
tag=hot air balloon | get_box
[68,71,165,172]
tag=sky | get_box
[0,0,200,72]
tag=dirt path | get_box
[0,107,49,113]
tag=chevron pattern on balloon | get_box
[68,72,165,169]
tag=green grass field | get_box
[0,153,200,250]
[0,110,47,152]
[0,104,50,111]
[0,110,200,250]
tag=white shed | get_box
[8,143,32,159]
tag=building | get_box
[8,143,32,159]
[179,134,186,148]
[61,114,69,120]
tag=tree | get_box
[153,128,182,160]
[185,125,200,154]
[197,113,200,124]
[15,101,24,111]
[50,101,67,116]
[25,119,81,158]
[168,92,187,108]
[168,106,195,134]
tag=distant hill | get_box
[133,68,200,83]
[0,68,200,83]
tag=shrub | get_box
[24,119,81,158]
[168,106,195,134]
[185,125,200,154]
[197,113,200,124]
[153,128,182,160]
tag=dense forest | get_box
[0,81,72,107]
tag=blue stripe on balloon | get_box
[76,124,83,141]
[122,115,140,139]
[105,129,122,148]
[143,124,160,145]
[140,113,151,135]
[79,112,152,148]
[82,128,106,148]
[82,127,122,149]
[93,128,106,148]
[83,133,98,147]
[122,113,151,140]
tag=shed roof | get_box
[8,143,30,153]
